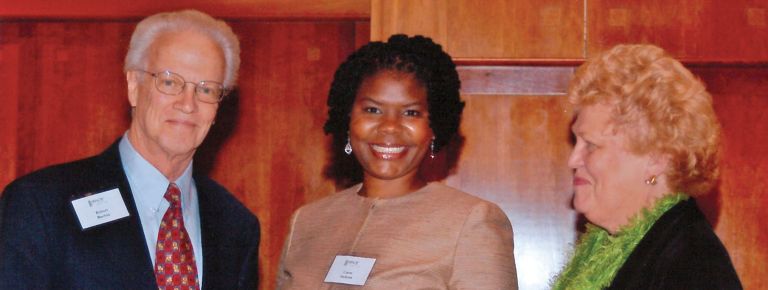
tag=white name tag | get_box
[324,255,376,286]
[71,188,130,230]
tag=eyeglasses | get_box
[136,70,228,104]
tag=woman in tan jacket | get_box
[276,34,518,290]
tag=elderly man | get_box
[0,10,260,289]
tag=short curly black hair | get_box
[324,34,464,153]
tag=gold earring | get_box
[645,175,657,185]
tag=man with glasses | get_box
[0,10,260,290]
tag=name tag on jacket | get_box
[324,255,376,286]
[71,188,130,230]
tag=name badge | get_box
[324,255,376,286]
[71,188,130,230]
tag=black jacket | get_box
[609,198,742,289]
[0,139,260,289]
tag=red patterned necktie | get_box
[154,183,200,290]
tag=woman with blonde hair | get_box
[553,44,742,289]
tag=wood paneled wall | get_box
[589,1,768,61]
[447,93,575,290]
[694,66,768,290]
[0,21,133,179]
[2,1,767,290]
[372,0,768,62]
[0,0,369,19]
[371,0,585,59]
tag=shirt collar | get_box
[119,132,194,208]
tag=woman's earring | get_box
[344,136,353,155]
[429,138,436,159]
[645,175,657,185]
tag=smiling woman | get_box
[275,34,518,290]
[348,70,433,196]
[554,44,742,290]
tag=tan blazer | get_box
[276,182,518,290]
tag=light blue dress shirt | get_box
[118,134,203,284]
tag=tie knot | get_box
[164,183,182,207]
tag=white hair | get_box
[123,9,240,87]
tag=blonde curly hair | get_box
[568,44,721,196]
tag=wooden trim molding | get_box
[456,60,768,96]
[458,66,575,96]
[0,0,370,19]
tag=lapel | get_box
[193,174,260,290]
[196,177,223,289]
[76,140,157,289]
[608,199,694,289]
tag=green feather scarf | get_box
[552,193,688,290]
